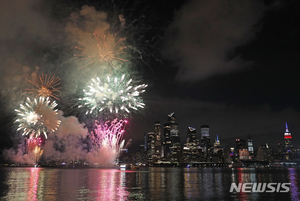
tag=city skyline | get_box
[140,112,298,165]
[139,112,297,152]
[0,0,300,158]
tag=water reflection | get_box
[0,167,299,200]
[27,168,40,201]
[288,168,300,201]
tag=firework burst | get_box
[28,145,44,164]
[90,119,127,161]
[15,97,61,139]
[78,74,147,116]
[27,136,43,151]
[26,74,61,101]
[74,32,128,74]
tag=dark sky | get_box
[1,0,300,153]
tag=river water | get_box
[0,167,299,200]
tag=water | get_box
[0,167,299,200]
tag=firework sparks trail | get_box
[26,137,44,164]
[28,146,44,164]
[27,137,43,151]
[15,97,61,139]
[78,74,147,115]
[90,119,127,161]
[74,32,128,73]
[26,74,61,101]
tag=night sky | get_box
[0,0,300,155]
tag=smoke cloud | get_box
[3,147,35,165]
[164,0,267,81]
[5,110,125,167]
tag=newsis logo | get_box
[229,183,291,193]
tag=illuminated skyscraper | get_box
[212,135,224,163]
[213,135,220,152]
[147,132,155,162]
[163,123,171,158]
[201,125,211,161]
[258,144,272,162]
[201,125,209,139]
[248,136,254,154]
[214,135,220,145]
[163,112,180,161]
[187,126,196,143]
[183,127,200,162]
[201,125,210,147]
[284,122,293,150]
[169,113,180,144]
[168,112,176,123]
[154,121,162,161]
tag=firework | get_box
[90,119,127,161]
[15,97,61,139]
[27,137,43,151]
[26,74,61,100]
[78,74,147,115]
[74,32,128,73]
[28,146,44,164]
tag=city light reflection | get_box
[288,168,300,200]
[0,168,299,200]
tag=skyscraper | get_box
[248,136,254,154]
[154,121,162,160]
[163,123,171,158]
[201,125,211,161]
[183,126,200,162]
[213,135,220,152]
[212,135,224,163]
[163,112,180,161]
[187,126,196,143]
[147,132,155,162]
[201,125,210,147]
[169,113,180,144]
[236,138,246,150]
[215,135,220,145]
[168,112,176,123]
[201,125,210,139]
[284,122,293,151]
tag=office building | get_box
[147,132,155,162]
[154,121,162,161]
[236,138,246,150]
[163,112,180,161]
[247,136,254,154]
[183,127,201,162]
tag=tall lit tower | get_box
[214,135,220,147]
[201,125,210,148]
[187,127,196,143]
[213,135,221,153]
[248,136,254,154]
[154,121,162,160]
[201,125,210,139]
[201,125,211,161]
[163,112,180,161]
[284,122,293,150]
[147,132,155,162]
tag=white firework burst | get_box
[79,74,147,115]
[15,97,61,139]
